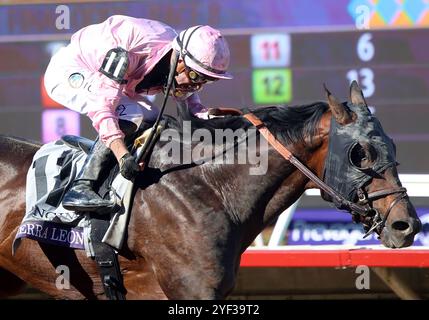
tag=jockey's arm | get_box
[108,138,129,162]
[183,92,209,119]
[86,75,129,161]
[183,92,241,118]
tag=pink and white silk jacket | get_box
[67,15,206,147]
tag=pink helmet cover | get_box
[173,25,233,80]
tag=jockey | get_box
[43,15,233,212]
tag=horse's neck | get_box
[202,150,307,221]
[148,122,325,245]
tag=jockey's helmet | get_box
[172,25,233,80]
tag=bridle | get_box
[355,186,408,238]
[243,112,408,238]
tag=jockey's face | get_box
[172,60,217,98]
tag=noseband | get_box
[243,113,408,238]
[356,186,408,238]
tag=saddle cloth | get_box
[12,139,134,257]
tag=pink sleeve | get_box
[70,16,177,146]
[86,74,125,148]
[184,93,209,119]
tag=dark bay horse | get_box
[0,82,421,299]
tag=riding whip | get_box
[103,50,180,249]
[135,50,179,164]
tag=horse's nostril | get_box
[391,220,410,232]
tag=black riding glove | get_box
[119,153,140,181]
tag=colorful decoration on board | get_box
[348,0,429,28]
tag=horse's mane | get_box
[0,135,41,156]
[0,102,329,159]
[166,102,329,145]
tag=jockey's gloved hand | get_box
[119,153,140,181]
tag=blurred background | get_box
[1,0,429,299]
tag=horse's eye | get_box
[349,142,378,170]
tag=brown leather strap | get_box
[366,187,407,201]
[243,113,370,216]
[244,112,411,238]
[244,113,293,161]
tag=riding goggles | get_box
[185,66,218,84]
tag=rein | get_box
[243,112,407,237]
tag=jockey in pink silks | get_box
[44,15,233,212]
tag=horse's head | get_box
[320,81,421,248]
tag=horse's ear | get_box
[350,80,367,106]
[324,84,354,125]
